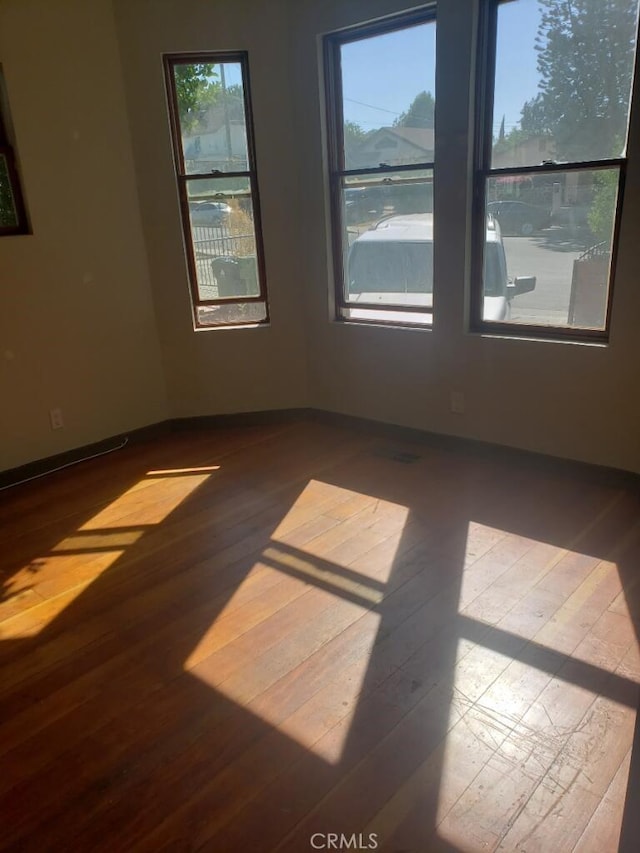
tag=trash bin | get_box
[211,256,246,298]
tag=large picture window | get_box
[324,9,436,327]
[473,0,640,339]
[164,53,268,328]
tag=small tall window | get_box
[164,53,268,328]
[473,0,640,339]
[0,70,28,236]
[324,9,436,327]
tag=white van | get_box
[346,213,536,323]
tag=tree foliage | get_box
[174,64,220,130]
[343,120,368,168]
[588,169,618,243]
[394,91,435,129]
[220,83,246,122]
[344,120,367,144]
[520,0,636,161]
[493,125,536,158]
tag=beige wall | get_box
[2,0,639,474]
[0,0,167,471]
[292,0,640,473]
[113,0,310,420]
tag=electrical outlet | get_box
[450,391,465,414]
[49,407,64,430]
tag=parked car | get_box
[188,200,232,227]
[344,186,385,223]
[486,200,550,236]
[346,213,536,321]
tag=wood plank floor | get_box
[1,419,639,852]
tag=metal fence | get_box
[578,241,611,262]
[193,233,254,289]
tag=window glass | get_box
[327,11,436,327]
[0,69,28,235]
[166,55,268,328]
[0,153,18,228]
[186,177,259,301]
[492,0,639,168]
[485,168,619,330]
[197,301,267,326]
[175,63,248,174]
[476,0,637,337]
[341,176,433,309]
[341,22,435,171]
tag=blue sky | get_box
[341,0,541,138]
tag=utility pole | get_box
[220,63,233,166]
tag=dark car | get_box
[344,187,385,223]
[486,200,550,236]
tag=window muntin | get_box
[325,10,437,327]
[164,53,268,328]
[473,0,639,338]
[0,71,28,236]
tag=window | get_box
[164,53,268,328]
[324,9,436,327]
[0,69,28,236]
[473,0,640,339]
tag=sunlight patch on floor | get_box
[79,468,217,529]
[193,608,382,765]
[0,467,216,638]
[432,519,640,852]
[188,478,408,764]
[145,466,221,476]
[51,529,145,552]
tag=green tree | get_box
[344,120,366,145]
[588,170,618,243]
[587,130,624,243]
[493,125,536,158]
[219,83,247,122]
[174,64,220,130]
[343,120,368,169]
[520,0,636,161]
[393,91,435,129]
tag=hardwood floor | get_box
[1,419,639,852]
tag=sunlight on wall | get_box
[188,479,409,764]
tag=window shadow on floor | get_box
[1,422,639,851]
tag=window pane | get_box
[341,174,433,309]
[197,301,267,326]
[340,306,432,325]
[0,154,18,228]
[343,170,433,225]
[340,20,435,170]
[483,168,619,330]
[174,62,248,174]
[186,177,260,301]
[492,0,639,168]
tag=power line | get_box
[344,97,403,116]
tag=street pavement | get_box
[504,226,590,326]
[191,221,595,327]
